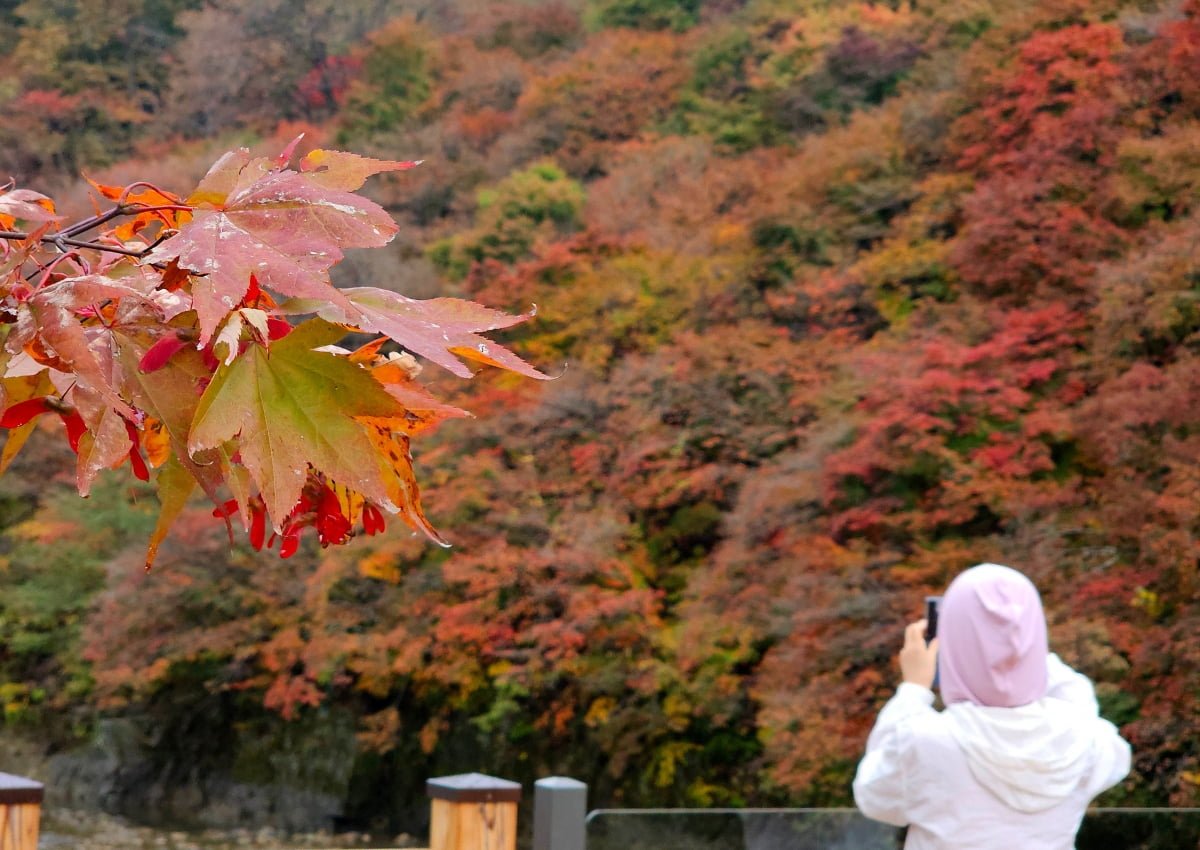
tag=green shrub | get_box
[339,22,433,138]
[592,0,702,32]
[429,162,584,278]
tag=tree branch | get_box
[61,206,128,238]
[56,236,149,257]
[1,228,153,258]
[0,201,190,258]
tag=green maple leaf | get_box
[188,318,405,529]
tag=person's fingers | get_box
[905,619,928,646]
[899,621,938,687]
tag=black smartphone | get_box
[925,596,941,690]
[924,596,941,646]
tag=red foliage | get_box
[956,24,1126,176]
[952,178,1126,300]
[1163,1,1200,113]
[822,303,1086,543]
[12,89,83,118]
[951,24,1129,301]
[296,55,364,115]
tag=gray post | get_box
[532,776,587,850]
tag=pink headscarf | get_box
[938,563,1049,707]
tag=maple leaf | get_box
[0,188,59,227]
[372,368,471,435]
[299,149,421,191]
[341,341,470,435]
[137,332,189,373]
[117,339,230,515]
[188,319,405,529]
[0,370,54,473]
[183,148,274,207]
[145,457,195,570]
[360,423,447,546]
[141,417,170,468]
[70,385,134,496]
[11,274,161,420]
[144,147,400,344]
[294,287,550,379]
[84,177,190,239]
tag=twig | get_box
[1,229,153,258]
[0,200,190,259]
[61,206,127,238]
[56,236,149,257]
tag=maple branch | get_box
[28,250,86,287]
[54,236,149,257]
[122,204,193,214]
[0,201,190,258]
[62,202,191,237]
[61,206,127,238]
[0,229,152,258]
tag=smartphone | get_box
[924,596,941,646]
[925,596,941,690]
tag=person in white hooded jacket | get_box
[853,563,1132,850]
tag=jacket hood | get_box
[939,563,1049,708]
[944,698,1100,812]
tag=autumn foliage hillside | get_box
[1,0,1199,831]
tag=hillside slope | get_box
[0,0,1197,832]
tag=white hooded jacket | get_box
[853,654,1131,849]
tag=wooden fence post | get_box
[426,772,521,850]
[0,773,42,850]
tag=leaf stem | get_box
[117,181,174,205]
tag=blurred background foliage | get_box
[1,0,1199,835]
